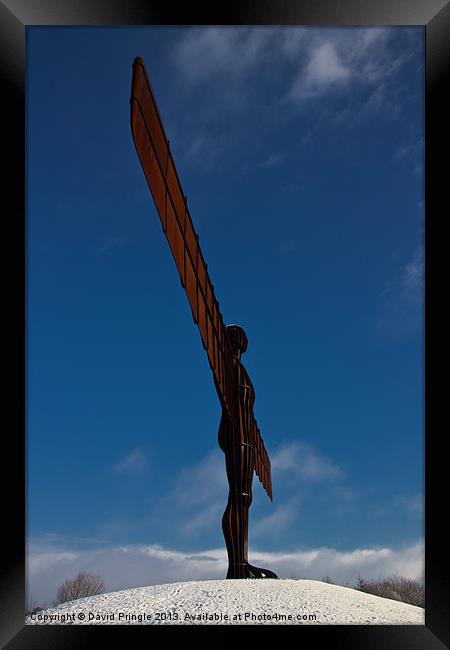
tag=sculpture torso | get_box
[218,357,255,452]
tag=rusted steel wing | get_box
[250,416,272,501]
[130,56,272,501]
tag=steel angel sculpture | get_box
[130,57,278,579]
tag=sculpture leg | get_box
[222,442,252,578]
[222,442,278,579]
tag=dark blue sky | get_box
[27,26,424,600]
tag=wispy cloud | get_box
[145,449,228,540]
[289,41,351,102]
[183,134,226,171]
[27,536,424,605]
[170,449,228,509]
[172,27,276,87]
[113,449,147,475]
[392,136,424,176]
[173,27,412,115]
[252,497,301,539]
[170,27,420,171]
[286,27,413,122]
[94,235,130,255]
[396,494,423,517]
[377,247,424,337]
[241,153,285,177]
[258,153,285,169]
[143,441,344,545]
[181,502,224,536]
[402,249,425,303]
[148,442,345,540]
[374,494,424,519]
[96,517,136,539]
[271,442,344,482]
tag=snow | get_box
[25,579,424,625]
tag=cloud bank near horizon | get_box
[27,536,424,607]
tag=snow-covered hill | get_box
[25,579,424,625]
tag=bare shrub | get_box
[354,573,424,608]
[322,575,335,584]
[55,571,105,605]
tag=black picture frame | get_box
[2,1,448,647]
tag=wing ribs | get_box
[130,57,272,501]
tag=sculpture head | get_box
[226,324,248,358]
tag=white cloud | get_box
[181,502,224,536]
[94,235,130,255]
[252,498,300,539]
[173,27,276,85]
[271,442,344,482]
[403,250,425,302]
[395,494,424,517]
[183,134,226,171]
[173,26,405,113]
[280,27,309,58]
[393,136,424,176]
[381,246,424,306]
[290,42,350,101]
[372,493,424,520]
[113,449,147,474]
[241,153,285,177]
[173,27,395,91]
[128,449,228,544]
[27,536,424,606]
[97,518,135,539]
[258,153,285,168]
[287,28,401,105]
[378,247,424,336]
[144,442,345,541]
[170,449,228,509]
[307,42,350,84]
[170,27,418,166]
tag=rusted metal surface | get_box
[130,57,273,503]
[130,57,278,579]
